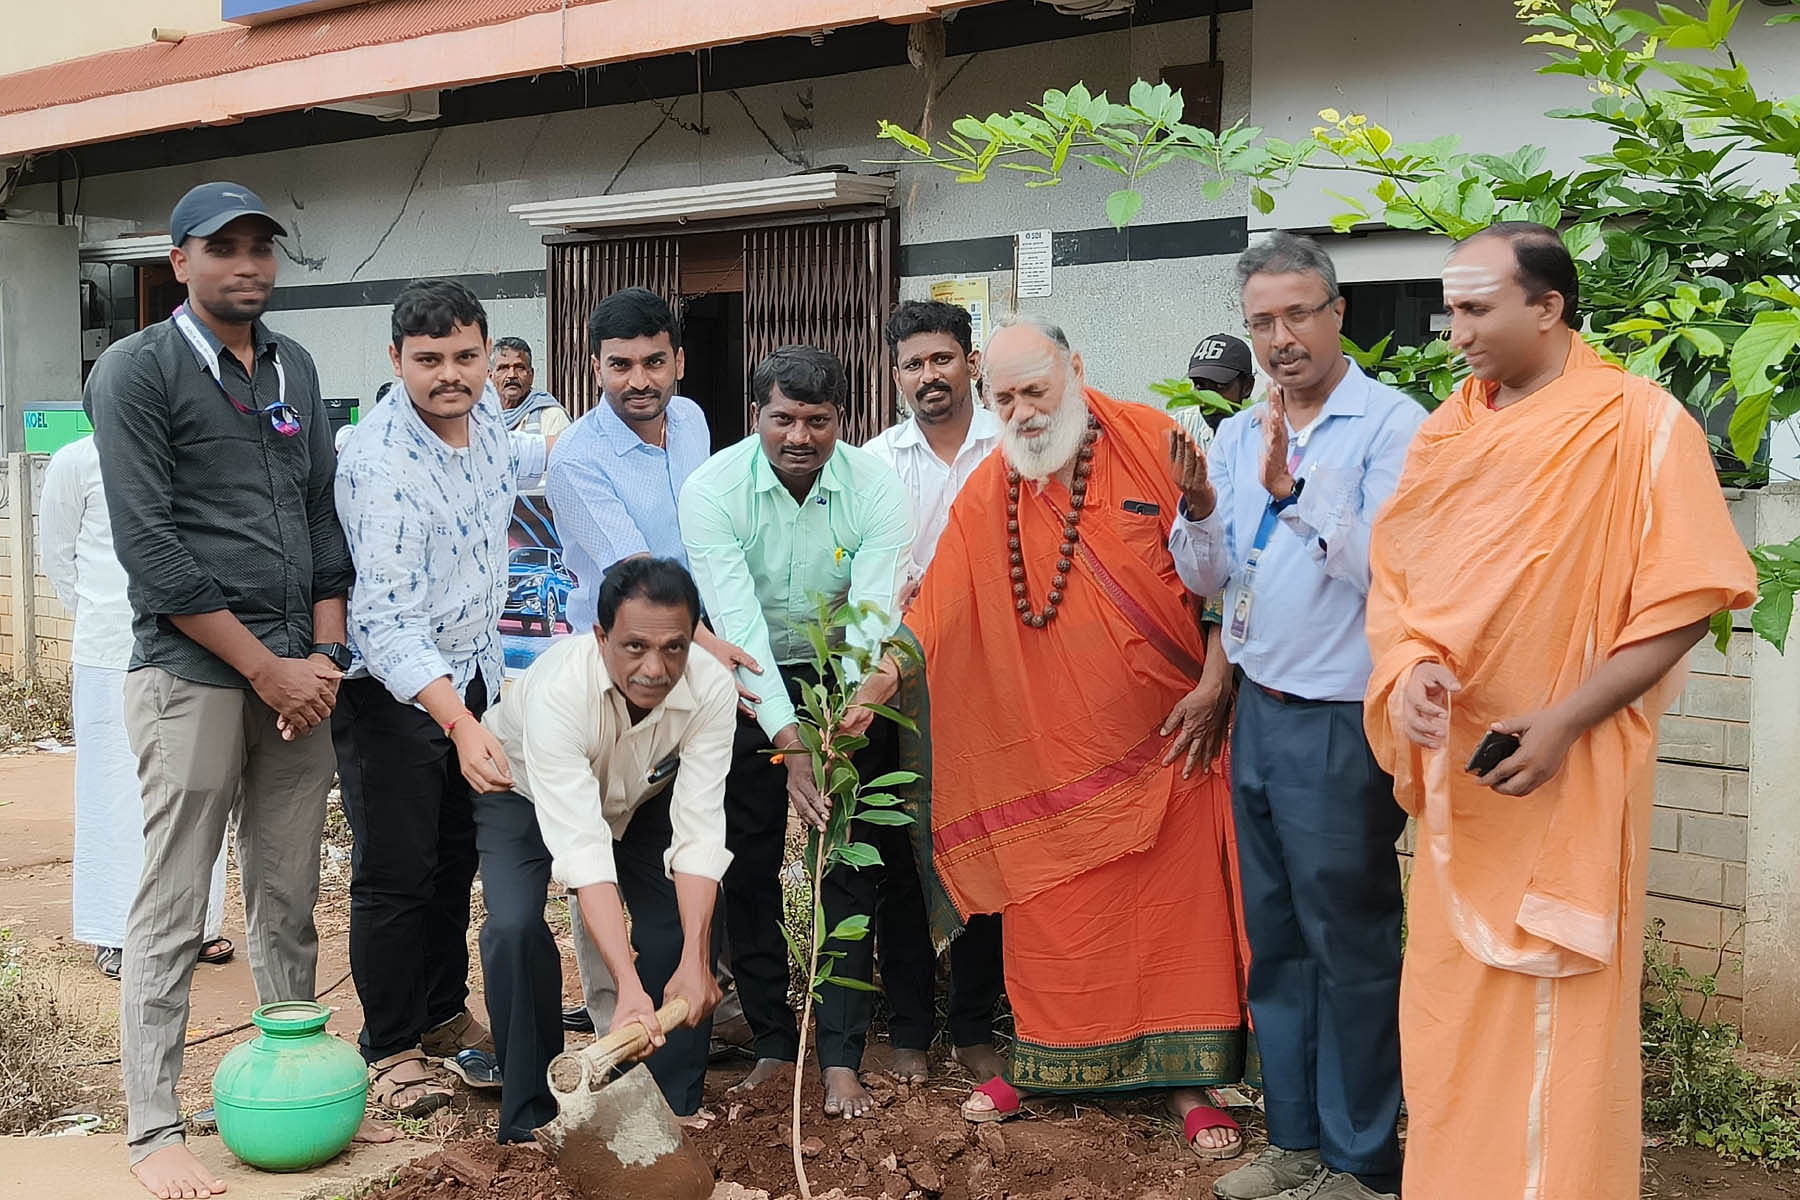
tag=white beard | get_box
[1002,380,1089,483]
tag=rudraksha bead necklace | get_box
[1005,415,1100,628]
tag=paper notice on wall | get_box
[929,276,991,348]
[1015,229,1053,298]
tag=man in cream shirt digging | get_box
[472,556,735,1142]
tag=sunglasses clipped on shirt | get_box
[221,388,302,438]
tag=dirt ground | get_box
[2,746,1798,1198]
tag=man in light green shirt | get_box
[678,345,933,1121]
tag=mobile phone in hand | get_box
[1466,730,1522,776]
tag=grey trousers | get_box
[120,667,337,1162]
[569,895,740,1030]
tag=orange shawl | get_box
[909,388,1208,918]
[1365,337,1756,976]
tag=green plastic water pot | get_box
[211,1000,367,1171]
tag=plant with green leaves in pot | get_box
[875,0,1800,652]
[776,595,919,1200]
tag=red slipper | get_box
[959,1076,1020,1124]
[1183,1104,1244,1161]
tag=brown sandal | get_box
[368,1049,452,1117]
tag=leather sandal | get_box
[368,1049,452,1118]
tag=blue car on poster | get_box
[504,546,576,635]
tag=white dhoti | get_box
[72,664,227,948]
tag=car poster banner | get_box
[502,492,577,678]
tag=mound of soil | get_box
[689,1063,1244,1200]
[371,1142,580,1200]
[363,1059,1249,1200]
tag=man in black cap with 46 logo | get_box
[86,181,353,1200]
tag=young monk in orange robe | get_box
[850,318,1250,1160]
[1365,224,1757,1199]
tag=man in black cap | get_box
[1172,332,1258,447]
[86,181,352,1200]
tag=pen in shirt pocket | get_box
[647,752,680,786]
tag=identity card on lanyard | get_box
[172,304,300,437]
[1226,416,1312,646]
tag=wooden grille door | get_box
[545,236,681,418]
[742,217,896,445]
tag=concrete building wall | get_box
[14,12,1255,408]
[0,1,225,76]
[1249,0,1799,235]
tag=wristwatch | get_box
[1271,476,1305,513]
[312,642,353,671]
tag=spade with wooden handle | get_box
[534,996,714,1200]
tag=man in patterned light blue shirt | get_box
[1168,233,1423,1200]
[333,280,552,1120]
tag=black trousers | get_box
[474,786,714,1142]
[333,673,486,1063]
[947,913,1005,1047]
[723,667,936,1069]
[1231,680,1406,1185]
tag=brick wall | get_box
[0,455,76,681]
[1649,631,1752,1021]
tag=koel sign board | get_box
[223,0,376,25]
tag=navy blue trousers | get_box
[1231,679,1406,1183]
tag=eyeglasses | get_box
[1245,298,1337,340]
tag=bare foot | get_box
[890,1048,930,1085]
[821,1066,877,1118]
[951,1042,1007,1083]
[1166,1087,1241,1155]
[353,1116,398,1144]
[729,1057,792,1094]
[132,1143,227,1199]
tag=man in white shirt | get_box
[39,435,228,980]
[864,300,1007,1085]
[474,556,734,1141]
[334,280,553,1116]
[865,300,1002,607]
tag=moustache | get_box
[627,675,671,690]
[1270,350,1309,367]
[915,383,951,402]
[431,383,472,397]
[623,390,661,403]
[1010,416,1051,435]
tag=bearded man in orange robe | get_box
[1365,222,1757,1199]
[849,315,1250,1160]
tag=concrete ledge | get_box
[0,1133,432,1200]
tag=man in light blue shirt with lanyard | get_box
[1168,233,1424,1200]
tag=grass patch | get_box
[0,929,116,1133]
[1643,923,1800,1162]
[0,673,72,746]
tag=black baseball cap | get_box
[169,182,288,245]
[1187,333,1254,385]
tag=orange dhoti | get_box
[1365,338,1756,1198]
[907,388,1248,1091]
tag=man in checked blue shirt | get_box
[334,280,555,1121]
[1167,233,1425,1200]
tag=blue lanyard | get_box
[1246,435,1308,563]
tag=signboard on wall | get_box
[223,0,375,26]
